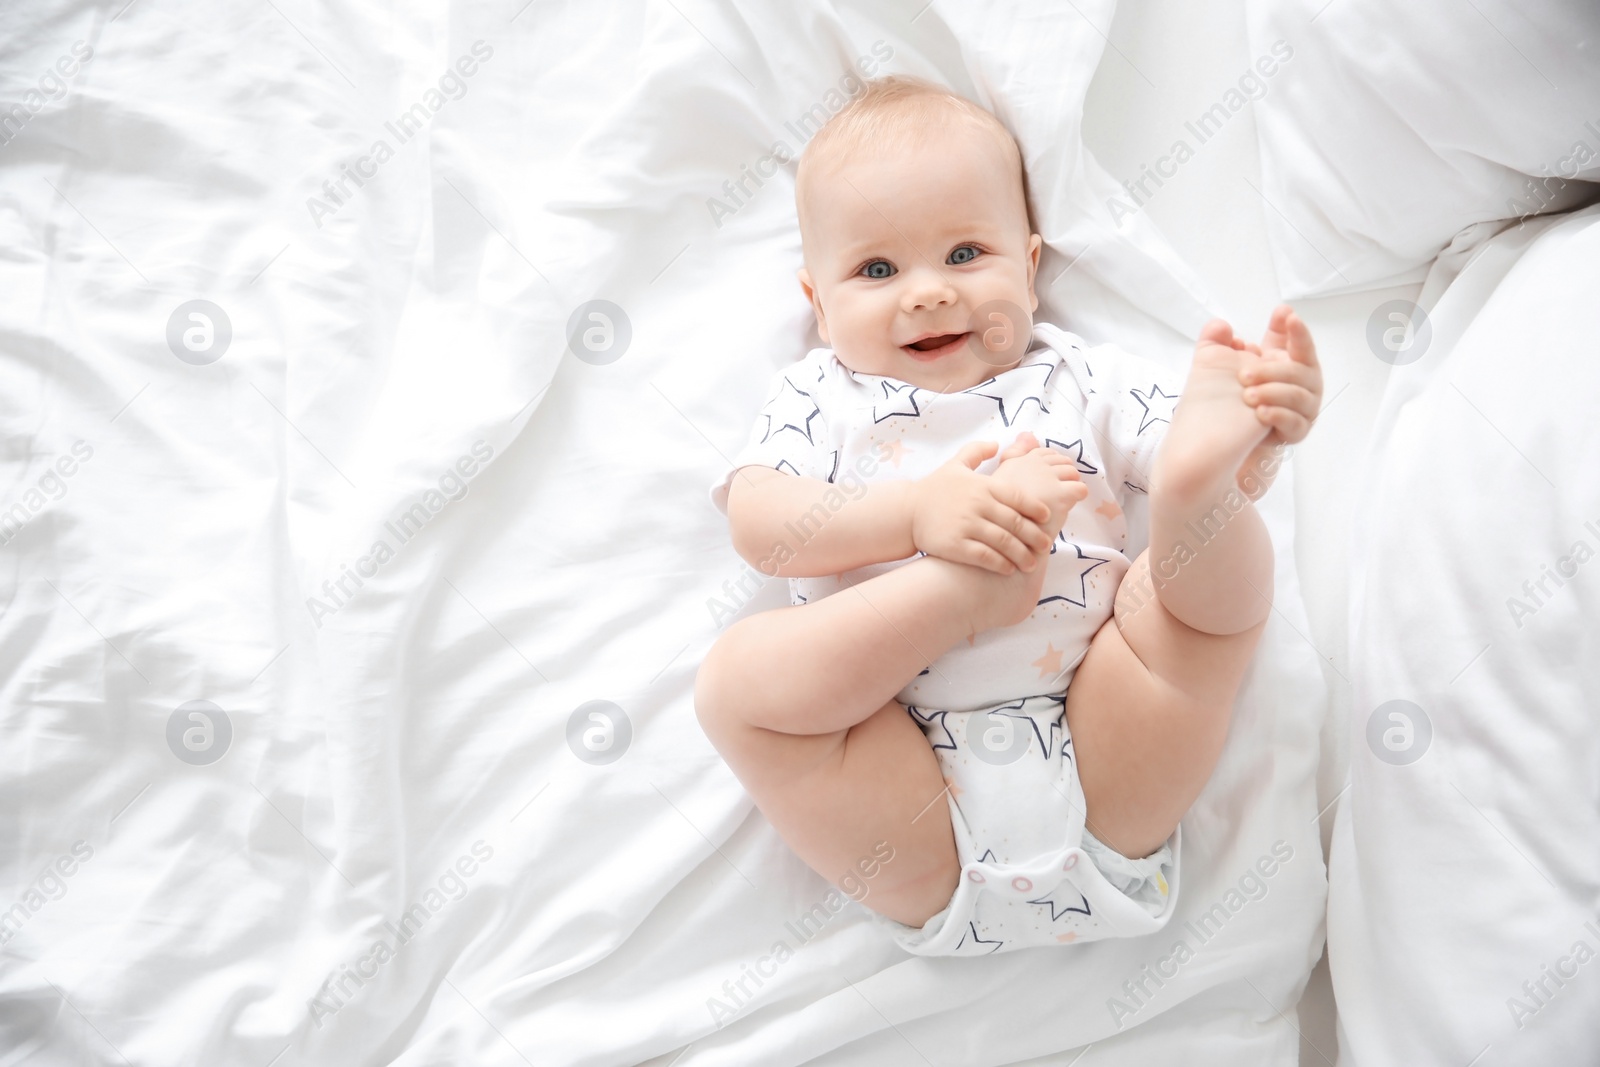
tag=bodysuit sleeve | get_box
[708,354,839,515]
[1057,341,1187,505]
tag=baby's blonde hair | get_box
[795,74,1036,239]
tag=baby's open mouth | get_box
[903,332,970,358]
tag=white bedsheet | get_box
[0,1,1329,1063]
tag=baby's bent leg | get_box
[698,562,968,737]
[698,693,957,926]
[1064,550,1267,858]
[1065,339,1279,854]
[695,558,989,927]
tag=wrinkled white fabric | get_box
[1334,205,1600,1066]
[0,0,1326,1063]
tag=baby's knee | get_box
[867,846,961,929]
[1112,551,1163,625]
[692,631,744,735]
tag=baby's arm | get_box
[725,465,916,578]
[726,440,1080,579]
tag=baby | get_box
[696,76,1322,956]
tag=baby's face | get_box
[797,123,1042,393]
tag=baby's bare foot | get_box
[991,432,1088,539]
[1154,321,1272,501]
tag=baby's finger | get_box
[1278,385,1321,423]
[956,440,1000,470]
[981,499,1051,554]
[1241,358,1320,392]
[1242,382,1319,421]
[976,523,1037,573]
[961,540,1016,575]
[1254,404,1312,443]
[1260,303,1293,354]
[1246,372,1322,427]
[989,481,1051,524]
[1285,310,1320,369]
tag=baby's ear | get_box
[1025,234,1042,313]
[797,267,829,343]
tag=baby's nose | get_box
[900,266,958,310]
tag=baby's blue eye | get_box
[948,245,979,265]
[861,261,895,279]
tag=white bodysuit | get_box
[709,321,1187,956]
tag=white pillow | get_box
[1335,204,1600,1062]
[1245,0,1600,297]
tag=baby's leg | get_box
[1065,551,1266,858]
[696,494,1062,927]
[1065,323,1279,857]
[1145,320,1278,636]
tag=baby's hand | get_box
[909,439,1060,575]
[1238,304,1323,445]
[1230,304,1323,500]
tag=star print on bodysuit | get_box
[1038,543,1111,608]
[1131,383,1180,435]
[977,704,1037,754]
[872,379,923,423]
[956,922,1005,954]
[760,378,822,444]
[961,361,1056,426]
[998,697,1068,761]
[1032,704,1068,761]
[1027,884,1093,922]
[907,706,958,752]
